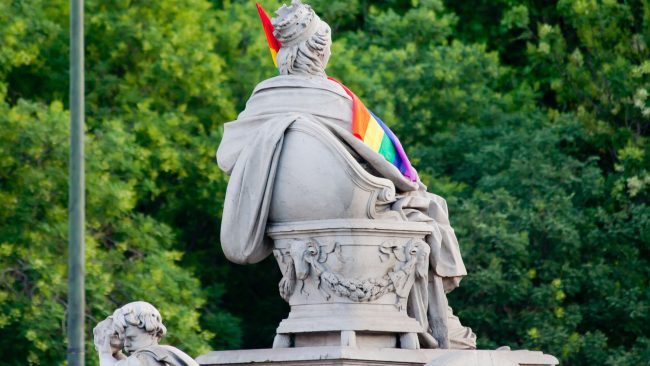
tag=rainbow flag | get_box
[328,78,418,182]
[256,3,281,67]
[255,3,418,182]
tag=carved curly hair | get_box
[112,301,167,340]
[272,0,332,77]
[275,23,331,77]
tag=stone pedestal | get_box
[197,347,559,366]
[268,220,432,349]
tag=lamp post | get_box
[68,0,85,365]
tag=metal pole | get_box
[68,0,85,365]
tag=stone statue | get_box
[93,301,199,366]
[217,0,475,350]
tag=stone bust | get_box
[93,301,199,366]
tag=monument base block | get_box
[197,347,559,366]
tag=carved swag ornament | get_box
[273,239,430,310]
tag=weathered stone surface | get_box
[93,301,199,366]
[196,347,559,366]
[269,220,430,349]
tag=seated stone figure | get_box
[217,0,475,349]
[93,301,199,366]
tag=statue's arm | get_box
[94,317,126,366]
[99,354,120,366]
[97,342,127,366]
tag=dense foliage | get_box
[0,0,648,365]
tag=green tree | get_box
[1,0,241,364]
[1,0,648,365]
[0,98,218,365]
[277,0,649,363]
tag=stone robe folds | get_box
[217,75,473,348]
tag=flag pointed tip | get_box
[255,1,281,66]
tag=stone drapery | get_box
[216,75,473,348]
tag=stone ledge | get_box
[197,347,559,366]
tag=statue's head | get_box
[112,301,167,353]
[273,0,331,77]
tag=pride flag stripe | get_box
[372,112,398,163]
[354,101,371,139]
[364,115,384,151]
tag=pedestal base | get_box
[196,347,559,366]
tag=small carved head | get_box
[289,240,320,279]
[272,0,332,77]
[407,240,430,278]
[112,301,167,354]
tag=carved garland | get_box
[273,239,430,309]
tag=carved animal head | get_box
[289,240,320,280]
[406,240,430,278]
[381,239,430,278]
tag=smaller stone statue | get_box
[93,301,199,366]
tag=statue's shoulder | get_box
[253,75,348,98]
[127,345,199,366]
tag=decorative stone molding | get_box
[274,238,430,310]
[197,347,560,366]
[267,220,431,349]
